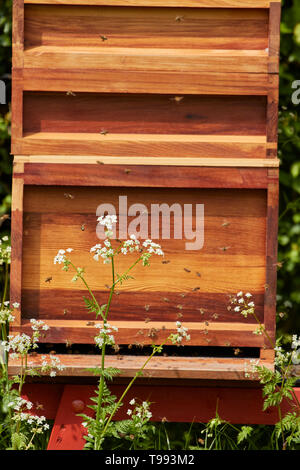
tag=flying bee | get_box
[35,402,44,411]
[100,129,108,135]
[65,339,72,348]
[66,90,76,96]
[100,35,108,41]
[45,276,52,283]
[220,246,230,252]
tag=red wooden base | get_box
[20,383,300,451]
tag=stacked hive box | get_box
[10,0,281,380]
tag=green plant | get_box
[230,291,300,450]
[54,214,191,450]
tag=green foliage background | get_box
[0,0,299,338]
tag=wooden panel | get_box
[24,6,269,50]
[23,93,266,136]
[20,185,267,333]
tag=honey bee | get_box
[192,287,200,292]
[220,246,230,252]
[100,129,108,135]
[96,160,105,165]
[175,15,184,22]
[222,221,230,227]
[124,169,131,174]
[66,90,76,96]
[234,348,241,356]
[184,268,191,273]
[100,35,108,41]
[64,193,75,200]
[169,96,184,103]
[45,276,52,283]
[144,317,151,323]
[144,304,150,311]
[162,260,170,264]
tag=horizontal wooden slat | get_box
[13,319,266,347]
[23,0,280,8]
[20,132,270,158]
[21,289,265,323]
[20,68,276,95]
[8,354,272,381]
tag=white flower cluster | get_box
[0,301,19,324]
[90,242,115,264]
[12,412,49,433]
[1,319,50,358]
[291,334,300,365]
[231,292,255,318]
[126,399,152,429]
[244,359,260,379]
[7,397,33,412]
[54,248,73,265]
[40,354,65,377]
[170,321,191,345]
[94,322,118,348]
[120,234,141,255]
[98,214,117,231]
[0,236,11,265]
[142,239,164,257]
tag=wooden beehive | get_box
[10,0,281,380]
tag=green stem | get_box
[100,342,166,440]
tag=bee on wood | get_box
[180,293,186,298]
[81,224,85,231]
[162,260,170,264]
[176,304,183,310]
[144,317,151,323]
[220,246,230,252]
[205,338,212,344]
[128,344,133,350]
[86,321,95,326]
[184,268,191,273]
[175,15,184,22]
[100,129,109,135]
[100,35,108,41]
[137,329,144,336]
[124,169,131,174]
[212,313,219,320]
[192,287,200,292]
[197,308,205,315]
[114,291,120,296]
[225,342,231,347]
[113,345,120,353]
[144,304,150,311]
[66,90,76,96]
[45,276,52,283]
[264,283,270,291]
[105,284,111,289]
[148,328,159,338]
[234,348,241,356]
[163,297,170,303]
[64,193,75,200]
[96,160,105,165]
[204,321,209,326]
[203,329,208,335]
[196,272,201,278]
[63,309,68,316]
[222,221,230,227]
[176,312,183,319]
[65,340,72,348]
[169,96,184,104]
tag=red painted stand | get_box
[20,383,300,451]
